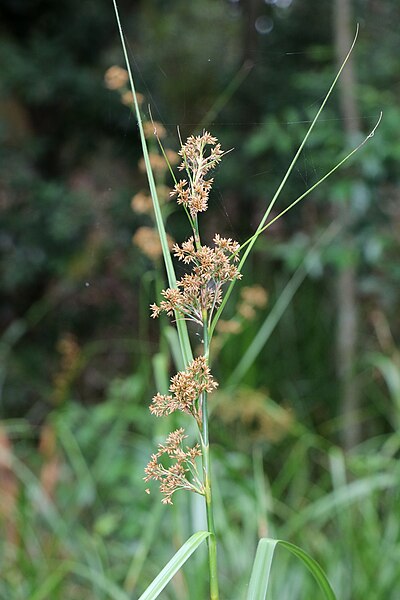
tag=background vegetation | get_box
[1,0,399,598]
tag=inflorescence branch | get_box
[145,131,240,506]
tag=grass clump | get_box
[109,1,383,596]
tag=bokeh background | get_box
[1,1,399,598]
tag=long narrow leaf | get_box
[138,531,210,600]
[239,111,382,254]
[211,108,381,339]
[227,223,340,387]
[112,0,192,366]
[209,25,361,338]
[246,538,337,600]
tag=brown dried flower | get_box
[170,131,225,218]
[0,426,19,545]
[150,356,218,426]
[156,184,171,202]
[138,153,167,175]
[215,389,294,443]
[143,121,167,139]
[131,187,171,214]
[238,302,256,321]
[145,130,242,508]
[216,319,242,335]
[151,235,241,325]
[165,149,179,166]
[144,428,203,504]
[131,191,153,214]
[240,285,268,309]
[104,66,129,90]
[133,227,174,261]
[121,90,144,106]
[237,285,268,321]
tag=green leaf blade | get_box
[246,538,278,600]
[138,531,210,600]
[111,0,193,367]
[246,538,337,600]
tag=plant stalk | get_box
[201,310,219,600]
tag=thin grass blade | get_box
[210,109,381,338]
[209,25,362,338]
[138,531,210,600]
[246,538,337,600]
[239,111,382,253]
[111,0,192,366]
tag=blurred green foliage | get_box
[1,0,399,418]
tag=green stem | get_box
[201,310,219,600]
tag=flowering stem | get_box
[201,310,219,600]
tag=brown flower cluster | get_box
[170,132,224,218]
[150,356,218,427]
[145,132,235,505]
[104,65,144,107]
[240,285,268,309]
[238,284,269,320]
[142,120,166,140]
[104,65,129,90]
[131,187,172,215]
[138,153,167,175]
[144,428,203,504]
[131,191,153,214]
[216,319,242,335]
[215,389,294,443]
[151,234,241,325]
[133,226,174,261]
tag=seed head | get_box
[151,236,241,325]
[133,227,174,261]
[170,132,225,218]
[144,428,203,504]
[150,356,218,426]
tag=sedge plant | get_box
[112,2,381,598]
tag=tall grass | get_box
[0,7,389,600]
[110,2,382,598]
[1,400,399,598]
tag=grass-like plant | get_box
[112,2,381,598]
